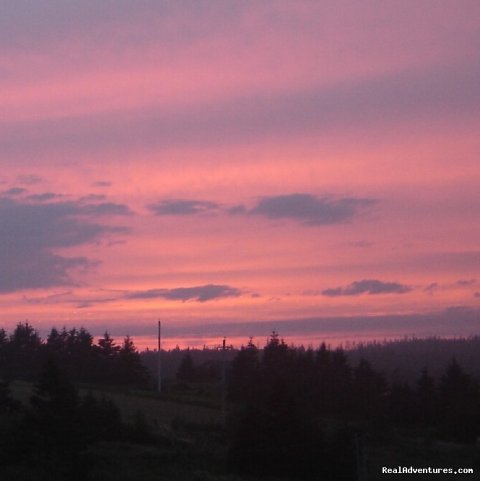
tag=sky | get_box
[1,0,480,348]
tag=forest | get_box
[1,323,479,480]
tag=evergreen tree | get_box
[416,367,437,428]
[8,322,42,379]
[228,338,260,403]
[438,359,480,442]
[116,335,150,386]
[0,381,21,414]
[97,331,120,359]
[177,350,196,382]
[26,358,89,480]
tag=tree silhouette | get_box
[438,358,480,442]
[25,358,89,480]
[116,335,150,386]
[177,350,196,382]
[8,322,42,380]
[227,338,260,403]
[416,367,437,428]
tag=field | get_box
[8,380,255,481]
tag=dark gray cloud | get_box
[146,193,374,226]
[228,204,247,215]
[0,196,129,293]
[322,279,412,297]
[248,193,376,226]
[148,199,220,216]
[126,284,242,303]
[457,279,476,286]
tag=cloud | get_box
[322,279,412,297]
[92,181,111,187]
[145,193,374,226]
[80,202,133,216]
[457,279,476,287]
[106,306,480,342]
[3,59,480,163]
[26,192,59,202]
[126,284,242,303]
[2,187,26,196]
[248,193,376,226]
[148,199,220,216]
[228,204,248,215]
[16,174,43,185]
[424,283,439,294]
[0,196,129,293]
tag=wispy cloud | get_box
[148,199,220,216]
[126,284,242,303]
[3,60,479,163]
[424,283,439,294]
[92,181,112,187]
[2,187,26,196]
[322,279,412,297]
[80,202,133,216]
[26,192,59,202]
[16,175,43,185]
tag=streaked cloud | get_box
[424,283,439,294]
[0,1,479,346]
[106,306,480,341]
[126,284,242,303]
[322,279,412,297]
[80,202,133,216]
[148,199,220,216]
[26,192,59,202]
[16,175,43,185]
[2,187,26,196]
[92,181,112,187]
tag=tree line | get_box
[0,322,150,387]
[2,323,480,480]
[226,332,480,480]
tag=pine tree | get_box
[177,351,195,382]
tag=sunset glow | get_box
[1,1,479,348]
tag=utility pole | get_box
[157,320,162,393]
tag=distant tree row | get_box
[227,333,480,480]
[347,335,480,382]
[0,322,150,387]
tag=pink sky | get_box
[1,1,479,348]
